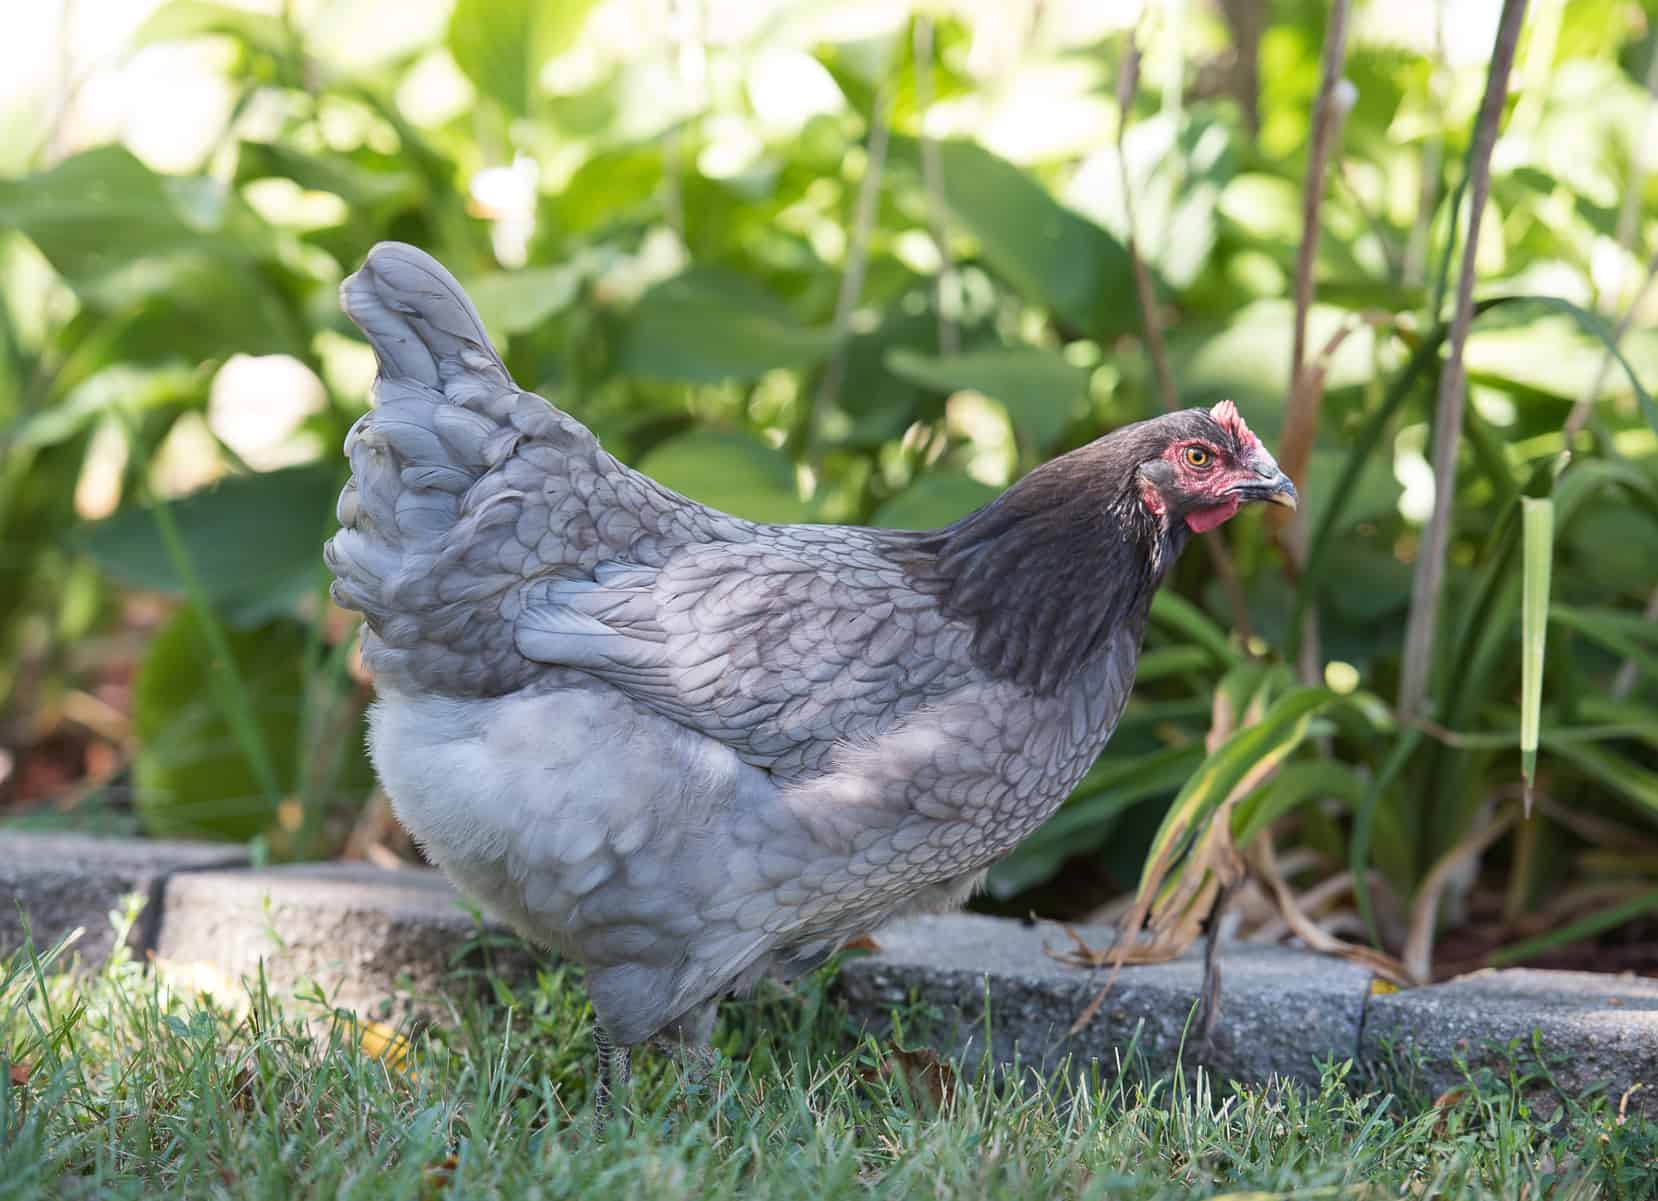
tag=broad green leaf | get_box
[7,364,211,450]
[872,474,1000,530]
[1519,498,1554,798]
[885,346,1089,449]
[467,265,582,341]
[81,463,339,627]
[919,138,1138,338]
[556,145,664,234]
[448,0,603,117]
[133,0,292,58]
[0,146,233,290]
[234,142,424,215]
[133,612,372,841]
[620,271,835,383]
[0,146,303,359]
[633,431,808,523]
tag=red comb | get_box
[1210,399,1261,450]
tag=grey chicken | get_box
[324,242,1297,1119]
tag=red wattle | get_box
[1185,499,1240,533]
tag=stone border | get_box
[4,831,1655,1114]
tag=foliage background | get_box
[1,0,1656,981]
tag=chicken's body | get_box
[325,243,1295,1098]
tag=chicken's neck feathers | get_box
[903,457,1186,696]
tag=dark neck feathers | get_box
[903,435,1190,694]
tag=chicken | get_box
[323,242,1297,1119]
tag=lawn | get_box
[4,921,1654,1200]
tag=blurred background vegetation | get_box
[1,0,1656,983]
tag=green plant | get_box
[0,0,1655,976]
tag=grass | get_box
[3,915,1656,1200]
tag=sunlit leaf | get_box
[467,265,582,340]
[82,464,339,627]
[885,346,1090,449]
[872,474,1000,530]
[914,138,1139,338]
[620,271,835,383]
[448,0,603,117]
[633,430,808,523]
[1519,497,1553,802]
[133,613,372,841]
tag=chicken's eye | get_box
[1184,446,1212,469]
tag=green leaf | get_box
[620,271,836,383]
[1519,498,1554,797]
[132,612,372,841]
[0,146,303,359]
[447,0,602,117]
[1149,592,1240,665]
[133,0,292,58]
[1551,604,1658,683]
[6,364,211,451]
[1550,740,1658,821]
[633,431,808,523]
[234,142,424,215]
[81,464,339,627]
[1233,761,1367,850]
[467,265,582,341]
[0,146,283,291]
[884,346,1090,449]
[920,139,1138,337]
[872,473,999,530]
[1490,885,1658,967]
[1135,687,1344,900]
[555,145,664,234]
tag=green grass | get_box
[3,919,1655,1200]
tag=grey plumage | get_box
[324,242,1294,1084]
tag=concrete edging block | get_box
[0,831,247,966]
[151,862,542,1021]
[834,913,1374,1090]
[1361,968,1658,1117]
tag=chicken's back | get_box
[324,242,749,696]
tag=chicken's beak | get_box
[1262,475,1298,510]
[1230,454,1298,510]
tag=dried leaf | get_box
[8,1063,30,1086]
[423,1154,460,1199]
[1249,835,1412,987]
[860,1046,956,1111]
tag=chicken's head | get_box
[1135,400,1297,533]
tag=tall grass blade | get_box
[1519,497,1553,813]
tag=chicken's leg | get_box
[593,1025,631,1136]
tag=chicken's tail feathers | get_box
[341,241,509,388]
[327,243,579,693]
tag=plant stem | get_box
[1279,0,1352,684]
[801,86,892,461]
[913,16,959,358]
[1285,0,1353,433]
[1115,28,1252,637]
[1115,38,1176,417]
[1403,0,1448,287]
[1398,0,1529,717]
[1561,39,1658,443]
